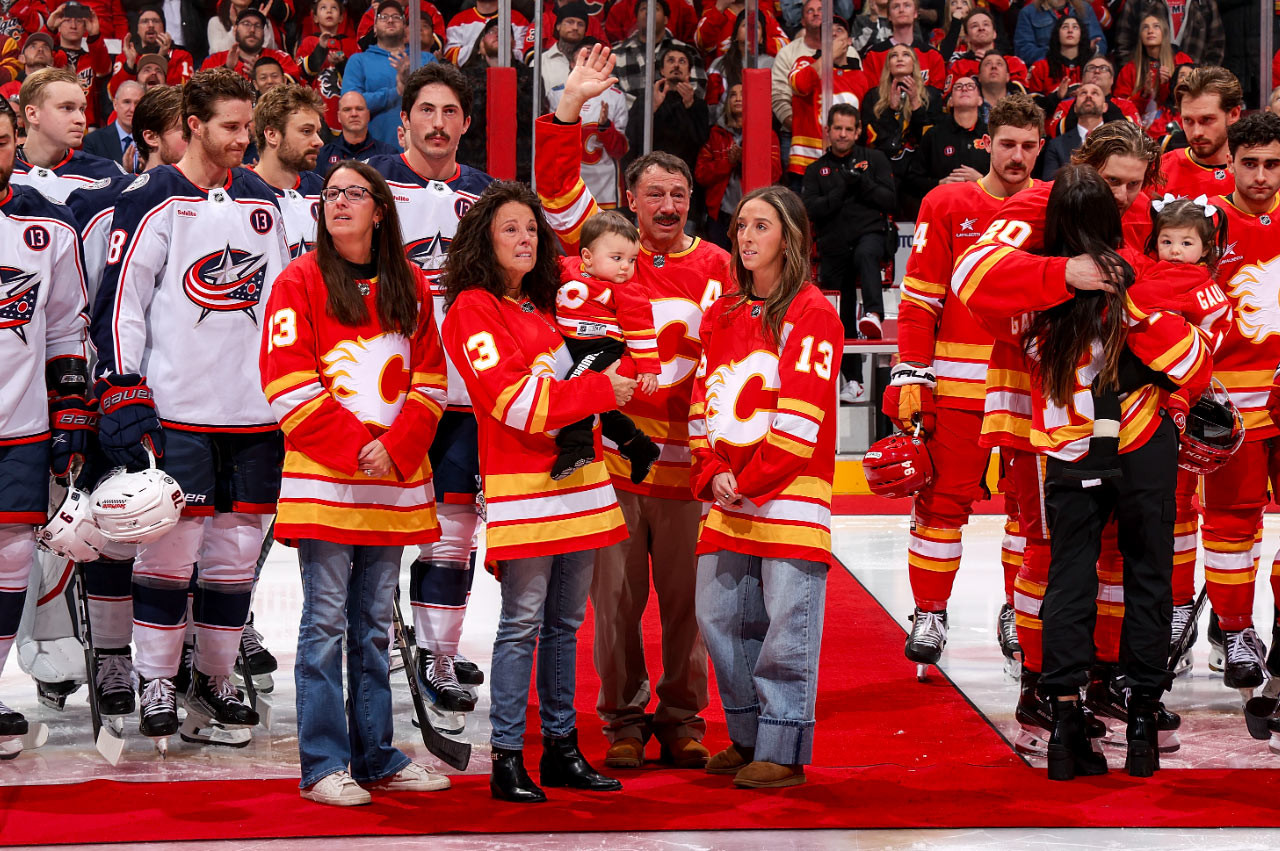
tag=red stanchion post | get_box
[741,67,772,192]
[486,66,517,181]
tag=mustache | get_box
[424,130,450,143]
[653,213,681,225]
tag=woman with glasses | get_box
[261,161,452,807]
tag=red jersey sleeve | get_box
[535,114,601,254]
[898,190,953,364]
[789,54,818,95]
[689,302,731,502]
[613,282,661,374]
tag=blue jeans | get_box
[295,539,410,789]
[489,549,595,750]
[695,550,828,765]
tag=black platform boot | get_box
[490,747,547,803]
[1047,696,1109,781]
[540,729,623,791]
[1125,689,1162,778]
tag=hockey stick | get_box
[237,634,273,730]
[72,561,124,765]
[391,593,471,771]
[1167,584,1208,671]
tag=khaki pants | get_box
[591,490,709,744]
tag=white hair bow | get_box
[1151,192,1177,213]
[1191,194,1218,218]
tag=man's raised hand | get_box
[555,43,619,123]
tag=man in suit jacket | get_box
[1041,81,1106,178]
[81,80,142,168]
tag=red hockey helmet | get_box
[863,432,934,498]
[1178,382,1245,475]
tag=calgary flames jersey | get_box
[365,153,492,409]
[691,285,843,565]
[92,166,291,431]
[1211,194,1280,441]
[536,114,733,500]
[260,252,447,545]
[900,178,1037,411]
[441,288,627,562]
[787,57,870,175]
[1160,147,1234,199]
[555,255,659,374]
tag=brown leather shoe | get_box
[732,761,806,788]
[603,737,645,769]
[705,743,753,775]
[659,737,710,769]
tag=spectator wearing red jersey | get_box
[786,17,870,177]
[109,6,194,97]
[208,0,282,54]
[202,9,301,84]
[604,0,697,44]
[693,0,786,61]
[1046,56,1141,138]
[46,2,109,127]
[931,0,970,56]
[299,0,360,131]
[520,0,606,59]
[1027,14,1086,97]
[945,9,1026,88]
[706,8,772,119]
[696,81,782,249]
[861,0,947,92]
[1114,14,1192,130]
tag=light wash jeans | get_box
[294,539,410,789]
[695,550,827,765]
[489,549,595,750]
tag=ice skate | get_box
[138,676,179,757]
[904,608,947,681]
[453,654,484,686]
[1207,610,1225,672]
[997,603,1021,678]
[1014,671,1105,755]
[1222,626,1267,693]
[172,642,195,703]
[1083,666,1180,753]
[94,649,137,717]
[0,700,47,760]
[179,711,253,747]
[232,614,276,694]
[419,649,476,713]
[1169,602,1198,677]
[186,671,259,728]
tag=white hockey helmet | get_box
[90,455,185,544]
[38,487,107,562]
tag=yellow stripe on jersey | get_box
[779,397,825,422]
[936,341,994,360]
[701,511,831,551]
[955,244,1015,303]
[902,275,947,297]
[280,393,328,432]
[264,370,319,400]
[540,177,588,212]
[936,379,987,400]
[1204,568,1258,585]
[783,475,834,502]
[603,450,691,488]
[277,501,438,534]
[765,429,813,459]
[487,505,625,551]
[484,462,612,498]
[1214,369,1275,389]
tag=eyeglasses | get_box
[322,185,373,203]
[951,82,977,92]
[237,19,264,29]
[377,13,405,22]
[1085,64,1113,74]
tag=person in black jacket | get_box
[625,42,710,180]
[801,103,896,399]
[907,74,988,196]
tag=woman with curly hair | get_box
[439,181,635,804]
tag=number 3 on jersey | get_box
[794,335,833,379]
[267,308,297,352]
[467,331,500,371]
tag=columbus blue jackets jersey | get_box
[12,148,126,203]
[0,184,89,442]
[92,166,290,431]
[262,169,322,259]
[365,154,492,408]
[66,173,135,305]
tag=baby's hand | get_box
[639,373,658,395]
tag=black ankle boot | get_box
[1126,689,1162,777]
[1047,697,1109,781]
[540,729,623,791]
[491,747,547,802]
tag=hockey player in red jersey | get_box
[883,94,1046,680]
[12,67,123,202]
[366,63,493,720]
[552,211,661,482]
[539,45,732,769]
[91,69,291,752]
[1199,112,1280,693]
[1160,67,1241,201]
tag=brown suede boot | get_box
[603,737,645,769]
[659,737,710,769]
[732,761,806,788]
[705,743,753,775]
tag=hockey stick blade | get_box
[391,595,471,771]
[95,724,125,766]
[1168,585,1208,671]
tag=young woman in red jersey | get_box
[439,181,635,804]
[690,186,842,790]
[260,161,451,807]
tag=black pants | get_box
[1041,415,1179,695]
[820,232,885,382]
[555,336,643,452]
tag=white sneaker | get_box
[858,312,883,339]
[363,761,451,792]
[838,381,865,404]
[301,770,372,807]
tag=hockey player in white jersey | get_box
[13,68,125,203]
[64,84,187,725]
[91,69,290,753]
[0,98,93,758]
[366,63,491,721]
[251,84,324,258]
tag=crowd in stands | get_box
[6,0,1280,396]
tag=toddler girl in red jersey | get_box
[552,211,662,482]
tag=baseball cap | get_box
[22,31,54,51]
[137,53,169,75]
[236,7,268,26]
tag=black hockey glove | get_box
[95,374,165,470]
[48,395,98,484]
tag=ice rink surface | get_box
[5,514,1280,849]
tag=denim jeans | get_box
[695,550,828,765]
[295,539,410,789]
[489,549,595,750]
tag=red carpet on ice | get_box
[5,564,1280,845]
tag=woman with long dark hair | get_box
[1017,165,1211,781]
[261,160,450,806]
[691,186,842,790]
[1114,14,1193,129]
[439,181,635,804]
[1027,15,1088,98]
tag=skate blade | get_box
[95,724,125,766]
[152,736,170,758]
[232,670,276,694]
[411,703,466,735]
[36,692,69,712]
[1171,650,1194,677]
[1271,730,1280,756]
[1003,654,1022,680]
[179,714,252,748]
[1208,647,1225,673]
[1013,727,1048,757]
[914,663,933,682]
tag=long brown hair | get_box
[729,186,812,347]
[315,160,419,335]
[440,181,562,314]
[1132,14,1174,98]
[1023,165,1135,406]
[874,45,925,119]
